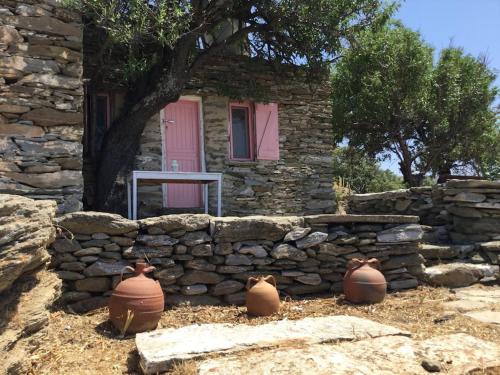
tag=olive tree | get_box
[331,24,498,186]
[63,0,394,211]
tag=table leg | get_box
[132,176,138,220]
[204,184,209,214]
[127,181,131,219]
[217,177,222,217]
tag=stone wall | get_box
[0,0,84,214]
[50,211,425,312]
[348,180,500,267]
[348,187,447,227]
[0,194,62,373]
[134,56,335,217]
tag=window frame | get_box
[228,101,255,161]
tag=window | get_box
[229,101,280,161]
[229,102,253,160]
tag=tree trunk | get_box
[94,72,187,213]
[399,160,423,187]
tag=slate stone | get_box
[185,259,217,271]
[52,238,81,253]
[123,245,173,258]
[73,247,102,256]
[59,261,86,272]
[238,245,268,258]
[271,244,307,262]
[283,227,311,242]
[83,260,132,277]
[225,254,252,266]
[296,232,328,249]
[181,284,208,296]
[56,212,138,235]
[190,243,213,256]
[295,273,322,286]
[136,234,179,247]
[377,224,423,243]
[211,280,245,296]
[178,271,224,285]
[180,231,211,246]
[154,266,185,283]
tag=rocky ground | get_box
[21,286,500,375]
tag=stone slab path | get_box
[136,315,408,374]
[198,333,500,375]
[442,284,500,325]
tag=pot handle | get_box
[346,258,364,271]
[144,265,156,273]
[246,276,259,291]
[367,258,381,269]
[120,266,135,282]
[263,275,277,288]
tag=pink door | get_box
[164,100,202,208]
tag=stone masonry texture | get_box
[50,211,425,312]
[0,0,84,214]
[133,56,335,217]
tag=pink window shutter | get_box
[255,103,279,160]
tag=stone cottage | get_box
[84,57,335,217]
[1,0,335,217]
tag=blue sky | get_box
[380,0,500,174]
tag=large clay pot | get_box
[245,275,280,316]
[109,261,164,334]
[343,258,386,304]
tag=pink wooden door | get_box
[164,100,202,208]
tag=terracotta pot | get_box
[343,258,386,304]
[109,261,164,334]
[245,275,280,316]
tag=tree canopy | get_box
[332,147,405,194]
[63,0,395,211]
[331,24,499,186]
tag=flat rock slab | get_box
[198,333,500,375]
[464,311,500,325]
[136,315,408,374]
[423,262,499,288]
[304,214,419,225]
[442,285,500,325]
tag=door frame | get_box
[160,95,206,208]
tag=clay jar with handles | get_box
[343,258,387,304]
[245,275,280,316]
[109,261,164,334]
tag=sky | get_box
[380,0,500,174]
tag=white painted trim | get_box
[159,108,168,207]
[128,171,222,219]
[160,95,206,208]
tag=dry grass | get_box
[26,287,500,375]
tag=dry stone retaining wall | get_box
[348,180,500,267]
[50,211,425,312]
[0,0,84,214]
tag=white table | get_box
[127,171,223,219]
